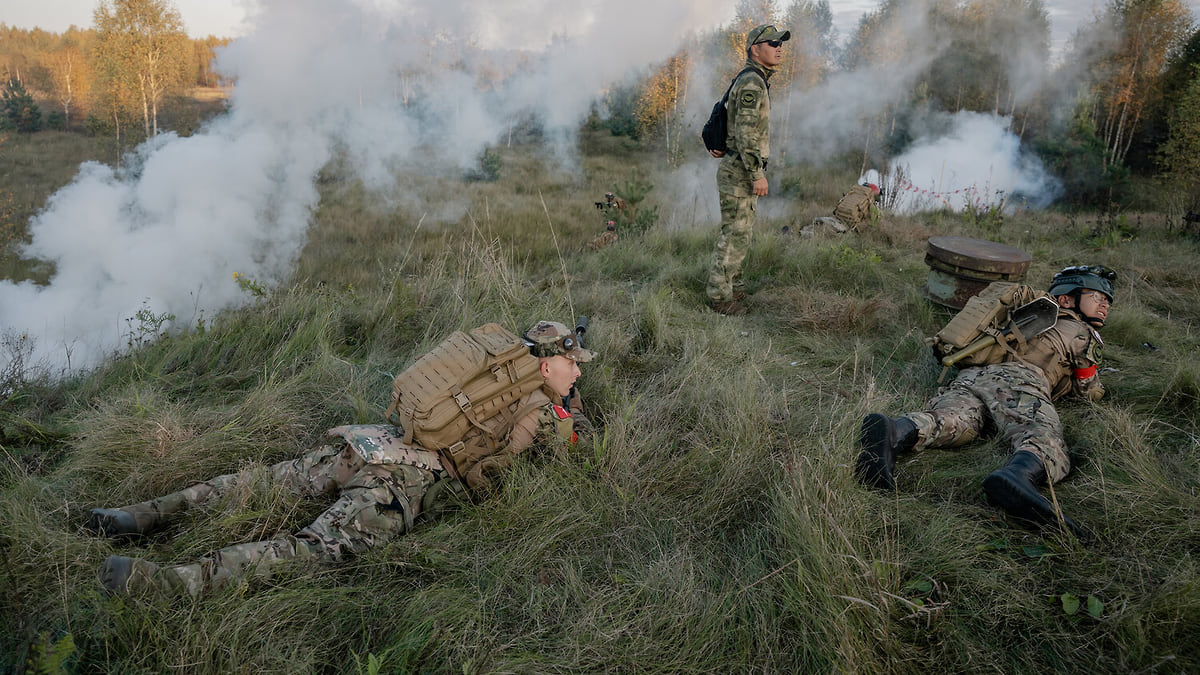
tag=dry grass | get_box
[2,129,1199,673]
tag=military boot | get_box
[86,505,168,539]
[100,555,206,597]
[855,413,918,490]
[982,451,1087,540]
[99,555,163,595]
[86,487,204,538]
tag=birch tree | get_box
[93,0,190,138]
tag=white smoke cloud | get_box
[1,0,731,376]
[886,111,1060,214]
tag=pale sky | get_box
[1,0,255,38]
[1,0,1198,51]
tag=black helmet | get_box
[1048,265,1116,302]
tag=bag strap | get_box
[722,66,764,106]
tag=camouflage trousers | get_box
[903,362,1071,483]
[706,159,758,303]
[122,440,443,596]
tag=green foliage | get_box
[612,170,660,236]
[961,194,1005,236]
[463,146,501,182]
[602,83,640,138]
[233,271,269,298]
[1,79,42,133]
[1059,593,1103,619]
[1157,64,1200,203]
[22,631,76,675]
[124,303,175,349]
[44,110,66,131]
[1084,207,1138,248]
[1033,100,1129,207]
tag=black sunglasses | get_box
[758,39,783,48]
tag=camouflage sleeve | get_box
[1072,330,1105,402]
[533,400,592,447]
[506,398,593,458]
[728,74,768,181]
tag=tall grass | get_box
[2,129,1199,672]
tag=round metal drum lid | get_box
[926,236,1031,275]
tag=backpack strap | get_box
[722,66,765,106]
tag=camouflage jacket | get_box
[723,59,774,183]
[1003,308,1104,402]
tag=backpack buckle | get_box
[453,392,472,412]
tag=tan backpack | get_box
[833,185,877,227]
[384,323,546,488]
[927,281,1046,369]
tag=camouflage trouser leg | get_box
[132,462,437,596]
[905,364,1070,483]
[115,442,365,532]
[706,162,757,303]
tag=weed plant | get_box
[2,131,1199,673]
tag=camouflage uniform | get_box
[902,307,1104,483]
[99,323,595,597]
[588,222,618,250]
[706,58,774,304]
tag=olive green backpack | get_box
[927,281,1047,369]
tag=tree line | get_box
[0,0,229,143]
[617,0,1199,210]
[2,0,1197,211]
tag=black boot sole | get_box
[86,508,142,539]
[100,555,133,596]
[856,414,896,490]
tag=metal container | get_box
[921,236,1031,309]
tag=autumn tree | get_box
[777,0,834,91]
[93,0,190,138]
[724,0,779,77]
[43,32,92,129]
[192,36,230,88]
[1083,0,1192,169]
[635,50,691,162]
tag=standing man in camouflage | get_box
[855,266,1115,538]
[89,320,596,597]
[706,23,789,316]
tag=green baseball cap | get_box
[523,321,596,362]
[747,24,790,46]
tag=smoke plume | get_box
[1,0,728,376]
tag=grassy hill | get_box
[2,130,1199,673]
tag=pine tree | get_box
[0,78,42,132]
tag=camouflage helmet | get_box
[1048,265,1116,302]
[523,321,596,362]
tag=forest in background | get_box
[1,0,1198,218]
